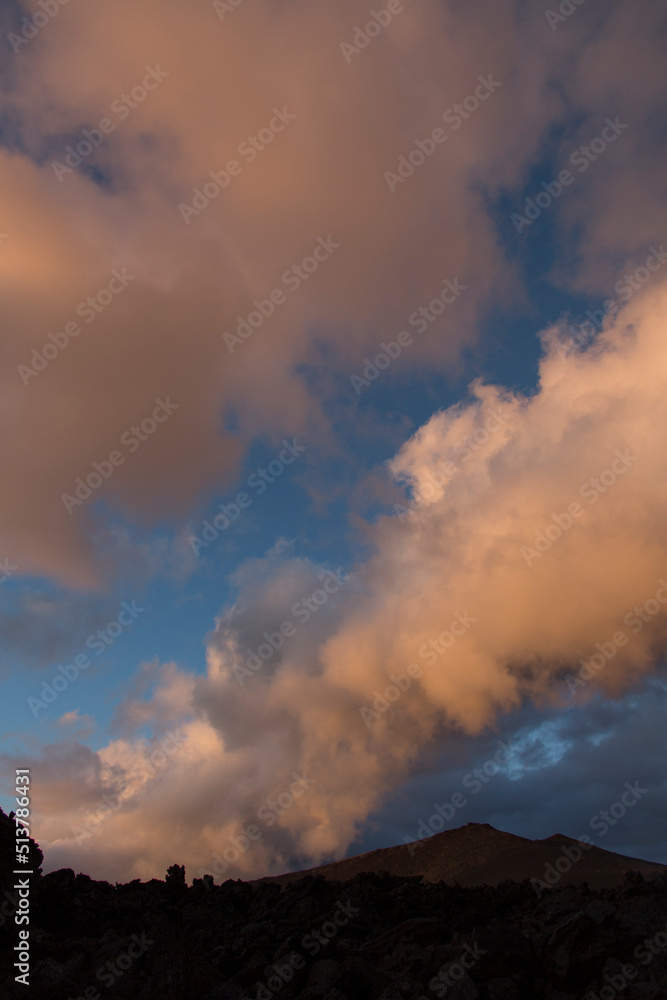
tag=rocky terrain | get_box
[1,808,667,1000]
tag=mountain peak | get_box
[255,822,666,890]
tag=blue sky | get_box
[2,263,589,750]
[1,0,666,883]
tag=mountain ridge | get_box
[253,821,667,890]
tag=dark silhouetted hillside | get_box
[1,809,666,999]
[254,822,667,891]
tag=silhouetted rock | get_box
[1,810,666,999]
[0,805,43,890]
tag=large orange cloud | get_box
[5,0,666,584]
[16,273,667,882]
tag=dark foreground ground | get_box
[2,809,667,1000]
[2,867,667,1000]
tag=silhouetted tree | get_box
[0,807,43,892]
[165,863,186,888]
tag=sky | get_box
[0,0,666,884]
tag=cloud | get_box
[5,0,667,585]
[9,275,667,881]
[0,586,132,674]
[56,709,96,739]
[365,675,667,865]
